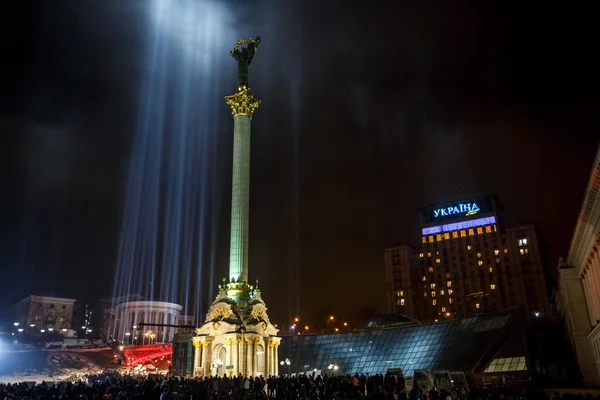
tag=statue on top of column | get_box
[230,36,261,85]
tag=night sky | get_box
[2,1,599,326]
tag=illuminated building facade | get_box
[556,144,600,387]
[385,195,551,322]
[99,296,195,344]
[12,295,77,331]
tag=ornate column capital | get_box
[225,337,241,345]
[245,337,260,345]
[225,84,260,118]
[193,337,211,348]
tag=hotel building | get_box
[555,144,600,387]
[384,195,551,322]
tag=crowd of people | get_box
[0,373,590,400]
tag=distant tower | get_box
[190,37,280,379]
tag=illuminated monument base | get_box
[191,281,280,377]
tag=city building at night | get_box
[385,195,551,322]
[11,295,77,332]
[556,144,600,387]
[99,295,195,344]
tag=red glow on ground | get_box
[123,344,172,367]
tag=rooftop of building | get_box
[353,313,418,330]
[15,294,77,305]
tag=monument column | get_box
[201,340,212,375]
[225,37,261,284]
[265,341,271,377]
[271,339,280,376]
[192,339,202,376]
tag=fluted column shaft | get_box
[228,115,251,283]
[193,341,202,376]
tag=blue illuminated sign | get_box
[433,202,480,219]
[422,216,496,236]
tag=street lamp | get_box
[13,322,19,327]
[125,332,131,345]
[17,328,23,333]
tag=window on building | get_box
[430,283,436,289]
[428,236,434,243]
[400,298,405,306]
[50,304,54,309]
[494,249,499,255]
[467,245,472,250]
[468,229,474,236]
[432,299,437,306]
[504,248,508,254]
[436,234,442,242]
[496,257,500,264]
[422,237,427,244]
[431,291,436,297]
[442,307,446,312]
[419,253,424,258]
[478,260,483,266]
[440,290,445,295]
[427,252,432,257]
[428,267,434,273]
[444,233,450,240]
[490,284,496,290]
[436,258,441,264]
[452,231,459,239]
[476,303,480,309]
[485,226,492,233]
[397,291,403,297]
[489,267,493,273]
[447,281,452,287]
[449,297,453,304]
[519,248,529,255]
[460,230,467,237]
[422,276,426,281]
[477,252,482,258]
[448,289,453,295]
[518,238,528,246]
[477,227,483,234]
[424,292,427,297]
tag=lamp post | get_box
[280,358,291,376]
[125,332,131,345]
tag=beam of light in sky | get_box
[110,0,236,341]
